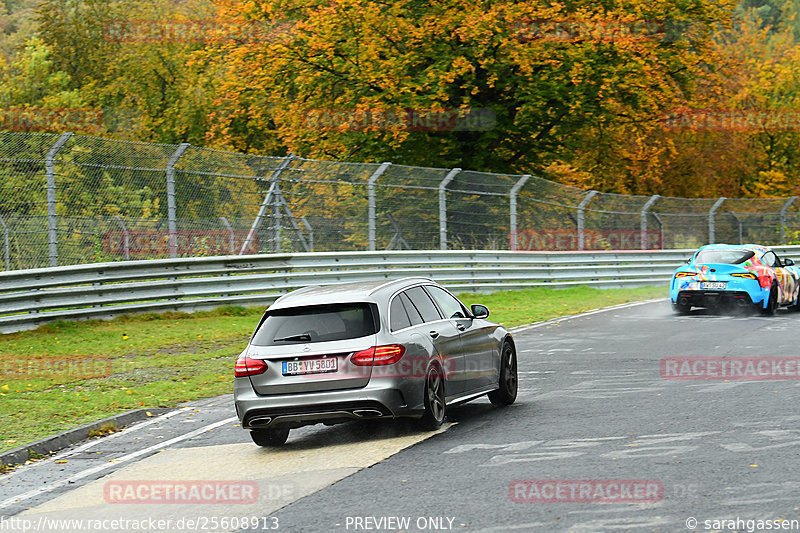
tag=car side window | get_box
[404,286,442,323]
[389,295,412,331]
[762,251,778,267]
[425,285,467,319]
[399,292,424,326]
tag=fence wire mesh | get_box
[2,131,800,270]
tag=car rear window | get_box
[251,303,378,346]
[695,249,755,264]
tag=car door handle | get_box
[456,324,466,331]
[429,331,440,339]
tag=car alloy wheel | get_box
[419,365,445,430]
[760,283,778,316]
[489,340,518,406]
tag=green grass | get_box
[0,286,665,454]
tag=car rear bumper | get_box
[673,290,759,309]
[234,378,417,430]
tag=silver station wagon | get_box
[234,277,517,446]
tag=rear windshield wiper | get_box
[273,334,312,342]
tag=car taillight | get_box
[674,272,695,278]
[234,356,268,377]
[351,345,406,366]
[731,272,757,279]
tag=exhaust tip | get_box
[247,416,272,427]
[678,297,689,306]
[353,409,383,418]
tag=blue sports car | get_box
[670,244,800,314]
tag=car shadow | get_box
[268,401,513,450]
[677,306,759,317]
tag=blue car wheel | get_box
[760,282,778,316]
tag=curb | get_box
[0,407,172,467]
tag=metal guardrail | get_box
[3,247,800,334]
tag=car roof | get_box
[267,277,435,310]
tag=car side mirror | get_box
[784,258,795,266]
[471,304,490,319]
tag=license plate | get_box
[282,358,338,376]
[701,281,726,290]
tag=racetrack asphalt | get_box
[3,299,800,533]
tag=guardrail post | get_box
[240,154,294,255]
[438,168,461,250]
[220,216,234,254]
[780,196,797,244]
[45,132,73,267]
[166,143,190,258]
[0,216,9,271]
[640,194,660,250]
[577,190,598,251]
[708,197,726,244]
[509,175,530,251]
[112,215,130,260]
[367,162,391,251]
[729,211,742,244]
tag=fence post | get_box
[509,175,530,251]
[780,196,797,244]
[112,215,130,260]
[367,162,391,251]
[220,217,234,254]
[301,217,314,252]
[240,154,294,255]
[640,194,660,250]
[166,143,190,258]
[272,189,282,252]
[45,132,73,267]
[0,216,9,271]
[438,168,461,250]
[729,211,742,244]
[652,212,665,249]
[577,190,598,251]
[708,197,726,244]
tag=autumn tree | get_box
[207,0,733,181]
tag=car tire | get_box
[789,289,800,312]
[488,340,518,406]
[419,364,446,430]
[760,283,778,316]
[250,427,290,447]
